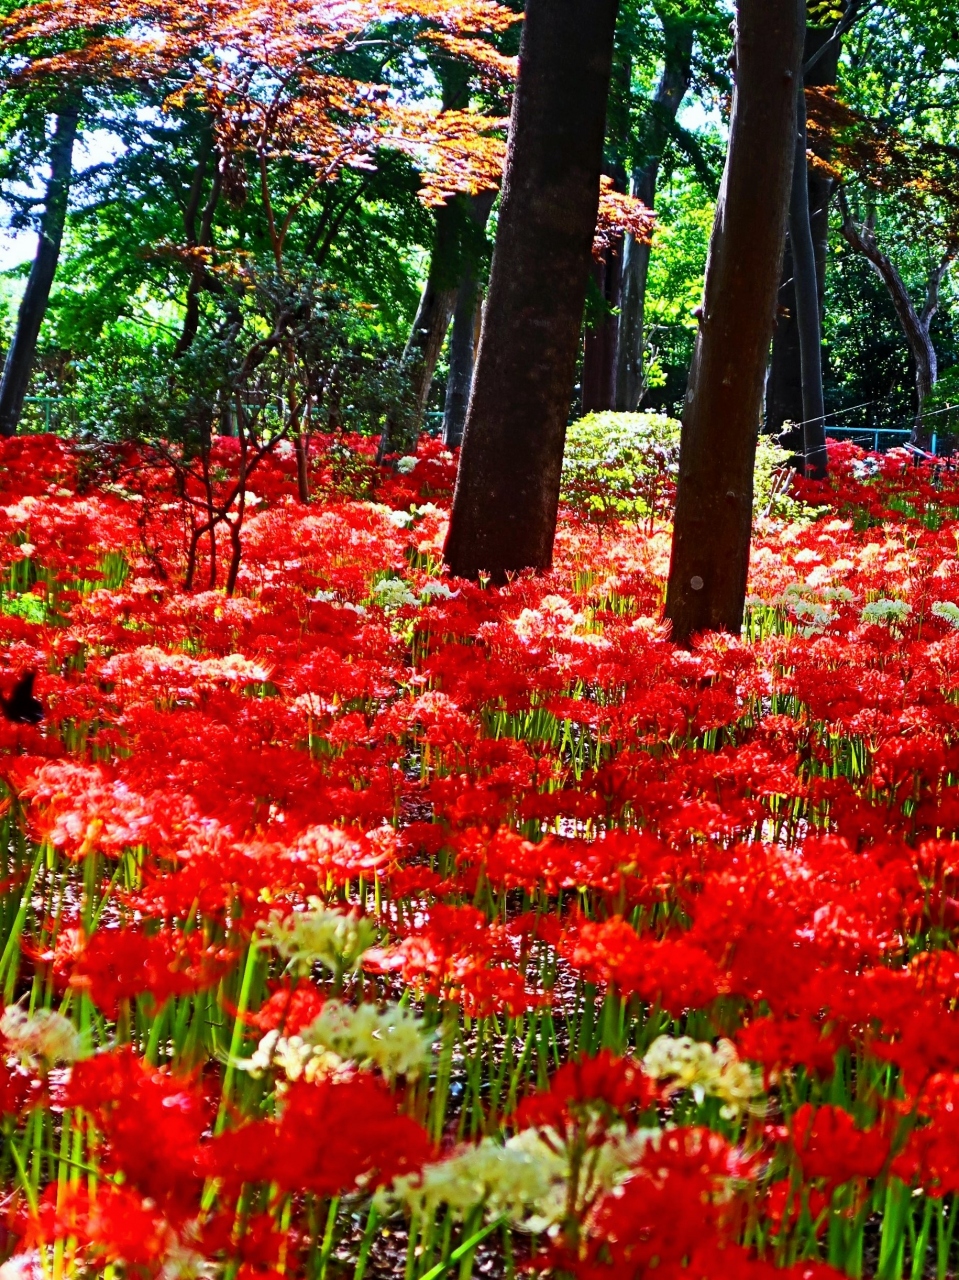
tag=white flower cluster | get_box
[242,999,433,1084]
[381,1125,658,1232]
[372,576,457,611]
[0,1005,85,1070]
[419,580,458,601]
[312,590,367,615]
[932,600,959,629]
[642,1036,763,1117]
[395,456,419,474]
[372,577,419,609]
[861,598,912,627]
[257,901,378,975]
[750,582,856,636]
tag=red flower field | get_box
[3,433,959,1278]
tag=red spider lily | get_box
[68,925,238,1018]
[65,1049,212,1222]
[512,1050,655,1140]
[207,1075,432,1196]
[789,1104,892,1189]
[27,1185,177,1269]
[559,1127,756,1277]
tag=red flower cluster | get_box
[4,434,959,1277]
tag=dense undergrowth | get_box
[3,433,959,1279]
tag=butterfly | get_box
[0,671,44,725]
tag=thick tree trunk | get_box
[0,101,81,437]
[442,190,496,448]
[664,0,804,645]
[614,19,694,411]
[444,0,620,581]
[764,18,843,443]
[788,92,828,477]
[581,235,624,413]
[838,191,956,449]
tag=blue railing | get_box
[825,425,917,452]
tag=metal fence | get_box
[14,396,959,458]
[825,425,916,452]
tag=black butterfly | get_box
[0,671,44,725]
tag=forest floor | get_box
[2,433,959,1280]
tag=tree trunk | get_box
[377,195,463,461]
[444,0,621,581]
[664,0,804,645]
[442,190,496,448]
[614,18,694,411]
[407,201,464,423]
[581,232,624,413]
[379,64,472,463]
[838,190,956,449]
[788,91,828,477]
[174,137,223,359]
[442,282,481,449]
[0,101,81,437]
[764,17,844,443]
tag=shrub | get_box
[561,411,807,529]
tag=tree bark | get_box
[614,17,694,411]
[0,101,81,437]
[174,134,223,359]
[404,220,460,425]
[442,279,482,448]
[444,0,620,581]
[376,201,460,462]
[838,190,956,449]
[442,189,496,448]
[664,0,804,645]
[581,229,624,413]
[764,17,844,444]
[378,63,472,462]
[788,90,828,477]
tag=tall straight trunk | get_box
[614,18,694,411]
[442,190,495,448]
[442,283,482,448]
[404,222,459,424]
[0,101,81,437]
[444,0,620,581]
[377,201,460,461]
[581,232,624,413]
[788,91,828,477]
[764,17,844,442]
[664,0,804,645]
[379,64,470,462]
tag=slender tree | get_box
[664,0,804,644]
[378,62,473,461]
[787,85,828,477]
[444,0,620,581]
[615,12,695,411]
[838,190,957,448]
[0,97,81,437]
[581,182,625,415]
[764,14,846,465]
[442,189,495,448]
